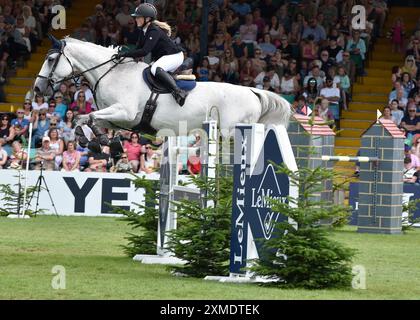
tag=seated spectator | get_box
[123,132,143,173]
[0,114,15,154]
[187,148,201,176]
[389,101,404,125]
[115,3,132,28]
[111,152,133,173]
[326,36,343,62]
[382,106,393,122]
[196,57,212,82]
[85,141,109,172]
[0,138,8,169]
[389,81,408,109]
[22,99,33,122]
[70,91,92,116]
[293,95,310,115]
[76,141,90,170]
[302,18,327,43]
[34,136,56,171]
[319,50,336,75]
[316,98,335,126]
[339,51,356,84]
[11,109,29,142]
[140,144,159,174]
[391,66,402,85]
[221,63,239,84]
[231,33,248,65]
[401,72,417,98]
[239,59,257,86]
[31,110,50,148]
[239,13,258,43]
[32,93,48,112]
[74,80,95,106]
[278,35,293,61]
[47,128,64,170]
[55,83,72,106]
[320,75,341,121]
[302,77,320,105]
[401,106,420,136]
[255,66,280,92]
[301,34,318,64]
[336,66,351,109]
[259,33,277,58]
[403,156,419,183]
[53,92,68,120]
[61,141,81,172]
[280,69,300,103]
[401,55,418,80]
[8,141,27,169]
[251,47,267,75]
[62,110,76,143]
[304,64,324,89]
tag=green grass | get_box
[1,216,420,299]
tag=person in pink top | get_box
[70,91,92,116]
[62,141,81,172]
[123,132,143,172]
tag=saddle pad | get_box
[175,74,196,81]
[176,79,197,91]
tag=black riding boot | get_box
[155,67,187,106]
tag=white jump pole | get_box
[21,122,33,219]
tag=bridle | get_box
[36,40,125,99]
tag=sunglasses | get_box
[17,112,24,114]
[145,147,152,149]
[40,113,46,116]
[50,123,57,126]
[24,102,31,105]
[409,110,416,112]
[79,95,85,98]
[121,156,127,159]
[2,118,8,121]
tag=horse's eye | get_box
[48,57,55,63]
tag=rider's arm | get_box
[123,29,160,58]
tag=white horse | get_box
[34,37,292,136]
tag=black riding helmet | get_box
[131,3,157,20]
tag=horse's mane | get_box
[63,36,120,54]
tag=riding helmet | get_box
[131,3,157,20]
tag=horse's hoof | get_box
[98,134,110,146]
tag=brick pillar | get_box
[288,115,335,203]
[357,122,405,234]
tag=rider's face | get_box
[136,17,144,27]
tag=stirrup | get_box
[173,90,187,107]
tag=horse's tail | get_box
[249,88,293,127]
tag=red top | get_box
[123,141,142,161]
[187,156,201,175]
[70,101,92,114]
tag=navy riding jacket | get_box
[123,23,181,61]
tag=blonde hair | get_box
[153,20,172,37]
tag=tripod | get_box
[27,161,59,217]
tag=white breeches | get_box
[151,51,184,75]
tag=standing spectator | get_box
[346,30,366,76]
[0,138,8,169]
[320,75,341,122]
[34,136,56,171]
[32,93,48,111]
[140,144,159,174]
[62,141,81,172]
[390,17,405,53]
[253,8,266,37]
[123,132,143,173]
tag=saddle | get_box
[132,66,196,135]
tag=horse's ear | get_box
[47,34,62,50]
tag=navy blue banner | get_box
[229,126,290,274]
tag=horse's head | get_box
[33,35,74,96]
